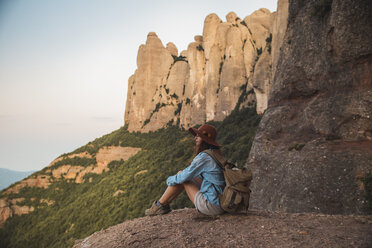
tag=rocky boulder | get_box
[247,0,372,214]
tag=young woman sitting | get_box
[145,124,225,216]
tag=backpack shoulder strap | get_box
[203,149,227,170]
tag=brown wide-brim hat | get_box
[188,124,221,147]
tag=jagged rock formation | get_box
[0,198,35,228]
[248,0,372,214]
[3,175,51,194]
[0,146,141,226]
[125,6,287,132]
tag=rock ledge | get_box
[74,208,371,248]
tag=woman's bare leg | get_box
[158,178,201,205]
[183,181,200,204]
[158,184,184,205]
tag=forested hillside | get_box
[0,107,260,248]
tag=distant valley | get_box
[0,168,34,190]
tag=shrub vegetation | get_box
[0,106,261,248]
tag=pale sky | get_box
[0,0,277,171]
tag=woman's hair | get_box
[188,140,220,165]
[194,141,219,156]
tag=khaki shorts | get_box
[194,191,224,216]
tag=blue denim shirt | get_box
[166,151,225,206]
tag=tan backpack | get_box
[204,149,252,214]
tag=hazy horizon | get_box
[0,167,35,190]
[0,0,277,172]
[0,167,35,173]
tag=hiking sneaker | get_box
[145,201,171,216]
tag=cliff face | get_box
[248,0,372,214]
[125,6,288,132]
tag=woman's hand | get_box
[177,170,183,174]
